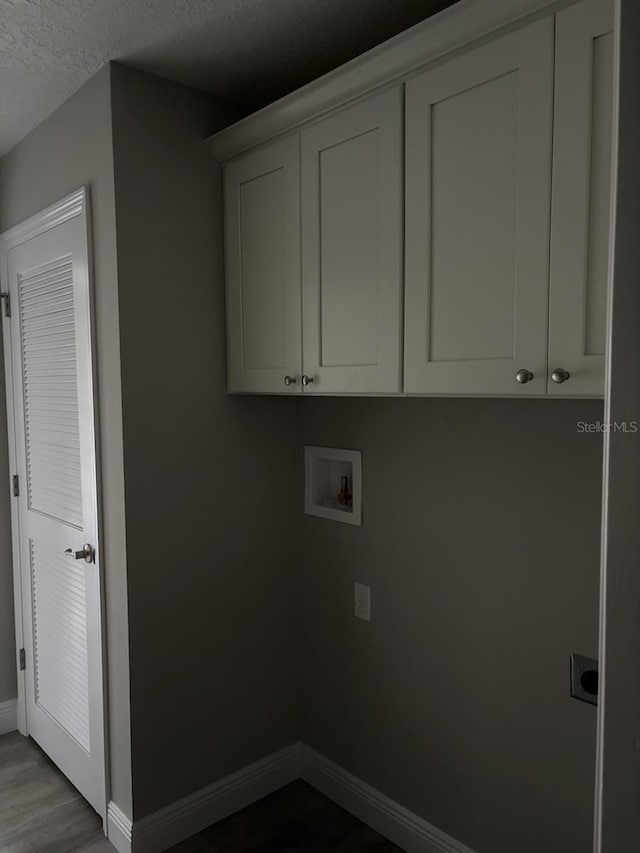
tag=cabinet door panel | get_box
[548,0,614,397]
[302,88,403,393]
[225,137,301,392]
[404,18,553,395]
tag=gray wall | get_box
[299,397,603,853]
[0,67,133,814]
[109,64,299,819]
[597,1,640,849]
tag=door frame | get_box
[594,0,640,849]
[0,186,109,818]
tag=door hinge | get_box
[19,648,25,671]
[12,475,19,497]
[1,292,11,318]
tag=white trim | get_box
[594,1,622,849]
[0,698,17,736]
[207,0,574,160]
[107,802,133,853]
[106,800,132,853]
[132,744,300,853]
[123,743,472,853]
[1,227,27,737]
[300,745,475,853]
[0,188,86,251]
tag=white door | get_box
[1,189,106,816]
[547,0,614,397]
[301,88,403,394]
[224,136,302,394]
[404,18,553,396]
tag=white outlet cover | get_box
[354,582,371,622]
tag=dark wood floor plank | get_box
[187,780,404,852]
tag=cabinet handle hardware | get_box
[283,375,297,386]
[515,369,534,384]
[551,368,570,384]
[301,375,314,386]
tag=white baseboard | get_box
[132,743,300,853]
[299,744,475,853]
[120,741,473,853]
[107,801,133,853]
[0,698,17,736]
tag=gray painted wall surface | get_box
[299,397,603,853]
[597,1,640,849]
[0,67,133,813]
[109,64,300,819]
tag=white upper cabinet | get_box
[547,0,615,397]
[215,0,615,398]
[404,18,554,396]
[301,88,403,393]
[224,136,302,393]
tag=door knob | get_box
[283,375,297,386]
[65,544,95,564]
[515,369,534,384]
[551,368,570,384]
[301,374,314,386]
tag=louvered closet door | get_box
[4,191,105,816]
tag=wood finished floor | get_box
[0,732,112,852]
[1,732,402,852]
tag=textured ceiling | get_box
[0,0,456,157]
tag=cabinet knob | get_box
[551,368,570,384]
[301,374,314,387]
[284,375,297,386]
[515,369,534,384]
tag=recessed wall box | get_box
[304,446,362,526]
[570,653,598,706]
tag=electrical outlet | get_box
[354,582,371,622]
[570,653,598,706]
